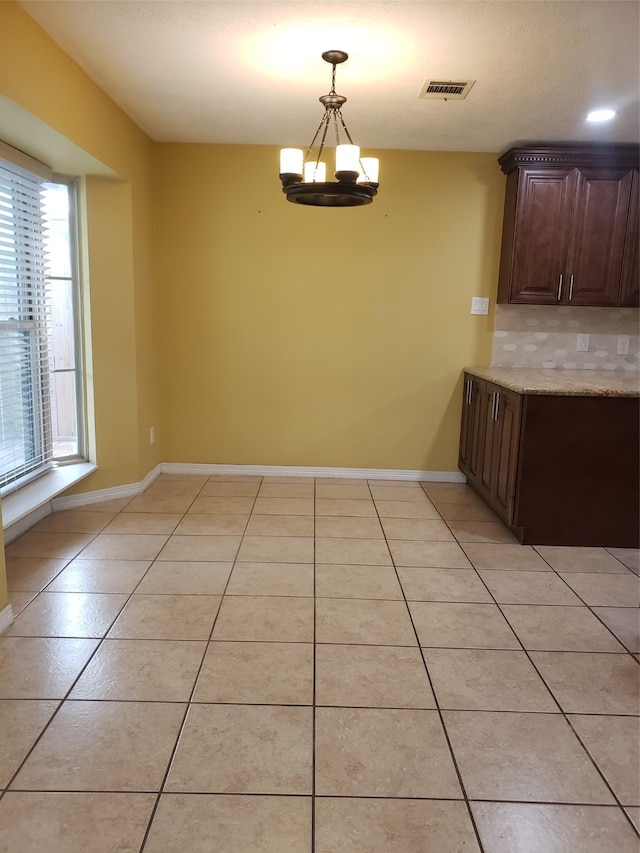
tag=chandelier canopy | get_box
[279,51,379,207]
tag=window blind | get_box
[0,145,55,492]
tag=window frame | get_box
[47,174,86,465]
[0,147,87,497]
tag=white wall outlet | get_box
[617,335,630,355]
[576,334,590,352]
[471,297,489,315]
[149,427,155,445]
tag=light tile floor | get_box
[1,475,639,852]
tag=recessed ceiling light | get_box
[586,109,616,123]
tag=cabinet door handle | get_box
[568,275,574,301]
[557,274,564,302]
[495,392,501,420]
[491,391,500,421]
[467,380,473,405]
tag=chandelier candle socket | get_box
[279,50,379,207]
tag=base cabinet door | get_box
[459,377,522,524]
[458,374,486,488]
[491,388,522,524]
[477,384,499,506]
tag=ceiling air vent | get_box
[419,79,475,100]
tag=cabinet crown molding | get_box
[499,144,639,175]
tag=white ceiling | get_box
[18,0,640,153]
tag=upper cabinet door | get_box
[567,169,634,306]
[619,171,639,307]
[504,168,576,304]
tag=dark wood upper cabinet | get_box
[497,145,639,306]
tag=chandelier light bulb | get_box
[303,161,327,182]
[335,144,361,177]
[279,148,303,177]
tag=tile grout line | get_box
[1,501,147,799]
[465,546,639,830]
[2,782,639,809]
[0,484,204,827]
[420,483,640,838]
[383,480,488,853]
[136,474,263,852]
[1,510,167,797]
[311,477,317,853]
[530,548,639,660]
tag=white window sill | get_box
[1,462,97,532]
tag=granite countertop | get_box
[464,367,640,397]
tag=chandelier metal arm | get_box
[332,109,340,147]
[336,110,355,146]
[304,112,331,166]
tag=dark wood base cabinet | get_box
[459,374,640,547]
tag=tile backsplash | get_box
[491,305,640,372]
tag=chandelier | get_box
[279,51,379,207]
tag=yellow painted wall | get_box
[154,144,503,471]
[82,177,141,483]
[0,1,161,492]
[0,1,160,609]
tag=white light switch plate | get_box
[471,297,489,315]
[576,334,590,352]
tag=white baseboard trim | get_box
[4,461,464,527]
[140,464,162,492]
[161,462,466,483]
[0,603,15,634]
[51,464,162,511]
